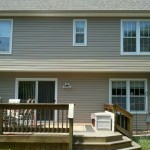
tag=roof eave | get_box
[0,10,150,17]
[0,69,150,73]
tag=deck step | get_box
[117,141,141,150]
[74,131,122,143]
[74,134,122,143]
[74,136,132,150]
[74,136,141,150]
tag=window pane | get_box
[75,21,85,32]
[123,21,136,52]
[130,81,145,96]
[140,89,144,95]
[0,37,10,52]
[74,20,86,45]
[112,89,116,95]
[140,22,150,37]
[112,97,126,109]
[18,81,36,101]
[112,81,126,96]
[140,22,150,52]
[0,20,12,53]
[0,20,11,37]
[123,38,136,52]
[112,81,126,109]
[130,81,145,111]
[112,81,117,95]
[130,97,145,111]
[140,38,150,52]
[76,34,84,43]
[123,22,136,37]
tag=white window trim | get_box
[121,19,150,55]
[109,78,148,114]
[73,19,87,46]
[0,19,13,54]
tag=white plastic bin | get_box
[91,111,115,131]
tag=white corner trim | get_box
[109,79,112,104]
[120,20,123,55]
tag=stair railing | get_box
[104,104,132,138]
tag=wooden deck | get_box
[0,103,141,150]
[0,123,141,150]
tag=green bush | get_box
[133,136,150,150]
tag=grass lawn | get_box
[133,136,150,150]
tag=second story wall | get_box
[0,17,149,60]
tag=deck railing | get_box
[0,103,74,134]
[104,104,132,138]
[0,103,74,150]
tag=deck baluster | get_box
[53,110,55,132]
[62,110,64,132]
[0,108,3,134]
[57,109,59,132]
[48,109,50,132]
[40,109,42,132]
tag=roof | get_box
[0,59,150,72]
[0,0,149,11]
[0,0,150,16]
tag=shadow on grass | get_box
[133,136,150,150]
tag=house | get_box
[0,0,150,131]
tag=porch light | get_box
[63,83,72,89]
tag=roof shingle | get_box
[0,0,149,11]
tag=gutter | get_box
[0,10,150,17]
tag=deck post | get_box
[68,104,74,150]
[129,117,132,135]
[0,109,3,134]
[69,118,73,150]
[112,105,117,131]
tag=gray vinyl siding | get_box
[0,17,149,60]
[0,72,149,130]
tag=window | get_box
[140,22,150,52]
[130,81,145,111]
[0,20,13,54]
[121,20,150,55]
[110,79,147,113]
[112,81,127,109]
[73,19,87,46]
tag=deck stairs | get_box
[73,131,141,150]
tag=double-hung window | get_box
[0,20,13,54]
[110,79,147,113]
[73,19,87,46]
[121,20,150,55]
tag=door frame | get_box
[15,78,58,121]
